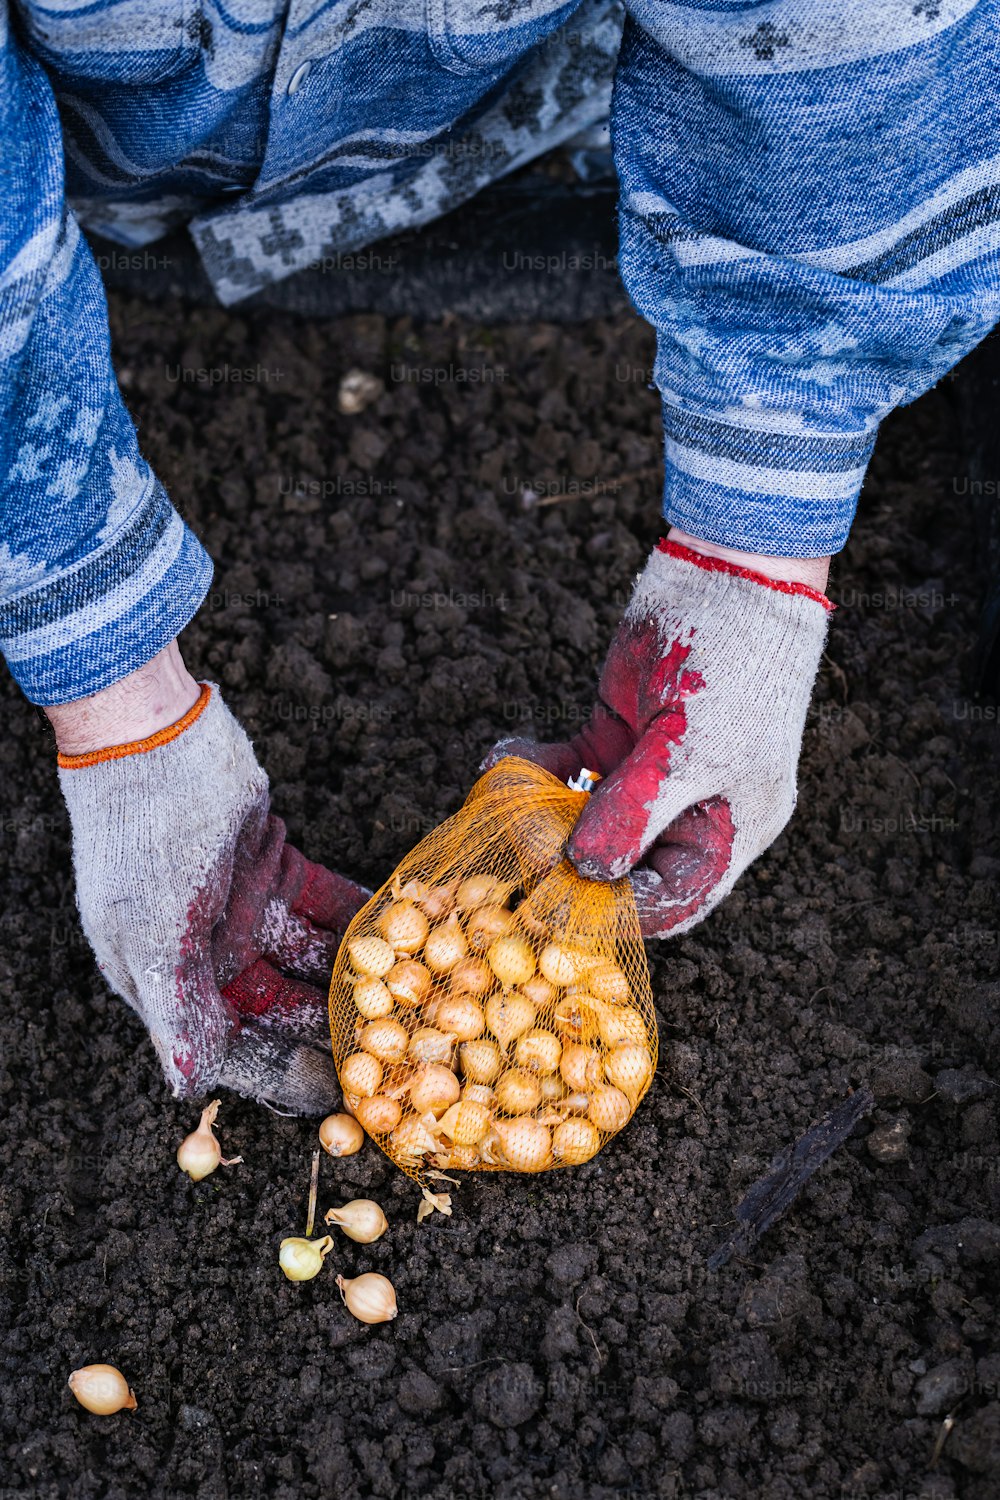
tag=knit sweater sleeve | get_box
[0,5,212,705]
[613,0,1000,556]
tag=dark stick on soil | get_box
[707,1086,876,1271]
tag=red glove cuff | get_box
[656,539,834,612]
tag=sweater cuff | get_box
[659,401,877,558]
[0,480,213,706]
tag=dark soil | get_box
[1,290,998,1500]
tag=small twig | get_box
[575,1295,603,1365]
[305,1149,320,1238]
[930,1408,959,1468]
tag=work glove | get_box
[58,684,369,1113]
[488,539,831,938]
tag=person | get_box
[3,1,998,1114]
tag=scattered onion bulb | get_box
[484,992,536,1051]
[341,1052,383,1098]
[514,1029,562,1075]
[586,961,631,1005]
[465,904,514,951]
[68,1364,136,1415]
[432,995,485,1042]
[319,1113,364,1157]
[588,1084,632,1133]
[359,1018,410,1063]
[348,936,396,978]
[386,959,432,1008]
[279,1235,334,1282]
[353,976,394,1019]
[325,1199,388,1244]
[450,957,494,997]
[487,935,536,989]
[494,1068,541,1116]
[423,914,468,973]
[354,1095,403,1135]
[436,1099,492,1146]
[459,1038,502,1083]
[553,1118,602,1165]
[337,1272,398,1324]
[176,1100,241,1182]
[380,899,429,954]
[521,975,557,1008]
[539,943,596,987]
[408,1026,455,1066]
[605,1041,653,1096]
[493,1117,552,1172]
[409,1064,461,1115]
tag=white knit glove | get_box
[58,684,369,1113]
[490,540,832,936]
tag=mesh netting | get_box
[328,757,657,1184]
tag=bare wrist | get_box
[666,527,831,595]
[45,640,201,755]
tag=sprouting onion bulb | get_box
[337,1272,398,1324]
[279,1235,334,1282]
[325,1199,388,1244]
[319,1113,364,1157]
[176,1100,242,1182]
[68,1364,137,1415]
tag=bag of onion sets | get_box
[328,757,657,1182]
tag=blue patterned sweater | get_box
[2,0,999,703]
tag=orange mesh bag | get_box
[328,757,657,1185]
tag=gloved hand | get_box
[58,683,369,1113]
[487,539,831,938]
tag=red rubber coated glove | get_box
[487,540,832,938]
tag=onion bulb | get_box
[423,914,468,973]
[461,1082,495,1107]
[487,935,535,989]
[408,1026,455,1066]
[484,991,535,1051]
[341,1052,383,1098]
[176,1100,242,1182]
[539,943,596,987]
[391,1114,438,1164]
[408,1064,461,1115]
[325,1199,388,1243]
[465,904,514,951]
[605,1041,653,1096]
[359,1018,409,1064]
[348,935,396,978]
[68,1364,136,1415]
[459,1038,502,1083]
[553,1118,601,1165]
[494,1068,541,1116]
[521,975,557,1008]
[435,1144,480,1170]
[594,1001,648,1048]
[514,1029,562,1075]
[560,1043,603,1092]
[386,958,431,1009]
[398,877,456,921]
[431,994,485,1041]
[380,899,429,953]
[588,1084,631,1133]
[353,976,394,1020]
[337,1272,398,1324]
[585,961,631,1005]
[279,1235,334,1282]
[450,957,494,997]
[436,1099,492,1146]
[319,1113,364,1157]
[492,1117,552,1172]
[354,1094,403,1135]
[456,873,509,910]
